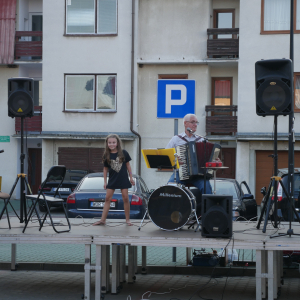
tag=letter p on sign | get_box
[165,85,187,114]
[157,80,195,118]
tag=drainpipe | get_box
[130,0,141,175]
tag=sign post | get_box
[157,79,196,262]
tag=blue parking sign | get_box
[157,80,195,118]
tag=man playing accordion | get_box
[166,113,213,195]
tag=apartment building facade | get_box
[0,0,300,205]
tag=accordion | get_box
[176,141,221,180]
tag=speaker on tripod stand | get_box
[255,59,292,116]
[254,59,296,233]
[8,78,34,118]
[7,78,35,223]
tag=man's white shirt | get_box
[166,132,204,149]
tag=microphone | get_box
[187,128,207,140]
[0,150,4,153]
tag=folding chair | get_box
[0,191,12,228]
[22,165,71,233]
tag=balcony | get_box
[15,106,42,134]
[205,105,237,135]
[14,31,42,60]
[207,28,239,58]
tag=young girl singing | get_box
[93,134,135,226]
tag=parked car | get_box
[66,173,150,219]
[276,168,300,221]
[190,178,257,221]
[38,169,89,212]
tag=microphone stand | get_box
[186,129,209,230]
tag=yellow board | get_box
[142,148,179,169]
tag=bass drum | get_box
[148,184,196,231]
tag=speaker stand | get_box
[0,117,40,224]
[257,115,279,232]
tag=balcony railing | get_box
[15,106,42,134]
[207,28,239,58]
[15,31,42,60]
[205,105,237,135]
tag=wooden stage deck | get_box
[1,218,300,300]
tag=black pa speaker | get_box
[201,195,233,238]
[255,59,292,116]
[8,78,34,118]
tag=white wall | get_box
[238,0,298,134]
[42,0,133,133]
[138,0,210,61]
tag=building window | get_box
[294,73,300,112]
[65,74,117,112]
[66,0,117,35]
[261,0,300,33]
[211,78,232,107]
[213,9,235,39]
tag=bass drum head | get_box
[148,185,193,231]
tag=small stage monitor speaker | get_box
[255,59,292,116]
[8,78,34,118]
[201,194,233,238]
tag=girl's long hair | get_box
[103,134,125,165]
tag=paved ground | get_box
[0,271,257,300]
[1,271,300,300]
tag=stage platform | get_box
[1,217,300,300]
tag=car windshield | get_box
[64,170,88,181]
[210,180,239,199]
[48,170,88,182]
[79,176,136,192]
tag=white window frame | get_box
[64,74,117,112]
[65,0,118,35]
[261,0,300,34]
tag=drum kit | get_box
[139,149,200,231]
[140,146,227,232]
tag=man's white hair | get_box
[183,114,197,125]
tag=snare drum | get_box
[148,184,196,231]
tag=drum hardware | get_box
[139,184,200,231]
[139,148,181,231]
[140,147,211,232]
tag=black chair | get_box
[22,165,71,233]
[0,191,12,228]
